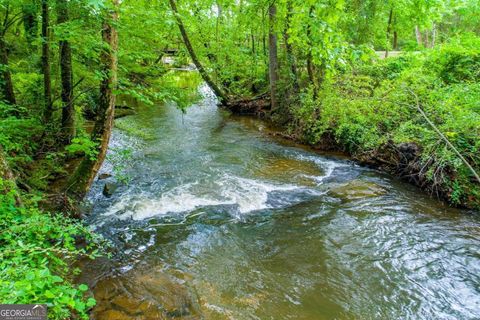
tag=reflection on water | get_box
[78,83,480,319]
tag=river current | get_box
[79,81,480,320]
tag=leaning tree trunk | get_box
[268,2,278,111]
[67,1,118,199]
[57,0,75,143]
[42,0,52,122]
[168,0,228,105]
[0,37,16,105]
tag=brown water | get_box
[79,83,480,319]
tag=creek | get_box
[78,79,480,319]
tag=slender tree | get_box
[284,0,299,92]
[57,0,75,142]
[306,5,317,98]
[168,0,228,105]
[68,0,119,198]
[0,145,21,205]
[41,0,52,122]
[22,2,38,49]
[0,4,18,106]
[268,2,278,110]
[385,8,394,58]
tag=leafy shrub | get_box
[65,136,99,161]
[0,180,105,319]
[291,36,480,208]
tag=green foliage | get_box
[106,147,133,184]
[291,36,480,208]
[65,136,99,161]
[0,181,104,319]
[428,35,480,84]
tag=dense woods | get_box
[0,0,479,318]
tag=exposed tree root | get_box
[224,93,271,116]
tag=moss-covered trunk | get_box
[67,1,118,199]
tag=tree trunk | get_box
[306,6,317,98]
[0,146,21,206]
[22,2,38,49]
[268,3,278,111]
[168,0,228,105]
[251,32,255,54]
[284,0,299,92]
[262,9,267,57]
[393,30,398,50]
[68,0,119,199]
[415,25,423,47]
[42,0,52,122]
[0,37,16,105]
[385,8,393,58]
[431,24,436,48]
[57,0,75,143]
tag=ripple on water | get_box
[101,174,303,220]
[82,81,480,320]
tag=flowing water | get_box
[79,80,480,320]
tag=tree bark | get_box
[0,36,16,105]
[0,146,21,206]
[268,2,278,111]
[306,6,317,98]
[393,30,398,50]
[284,0,299,92]
[22,2,38,49]
[57,0,75,142]
[68,1,119,198]
[431,24,436,48]
[42,0,52,122]
[385,8,393,58]
[251,32,255,54]
[168,0,228,105]
[415,25,423,47]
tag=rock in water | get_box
[329,180,387,201]
[98,173,112,180]
[103,183,118,197]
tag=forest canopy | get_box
[0,0,479,318]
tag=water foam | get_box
[293,154,349,184]
[103,175,299,220]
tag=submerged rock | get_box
[136,271,199,317]
[329,180,387,201]
[98,173,112,180]
[103,182,118,197]
[97,309,130,320]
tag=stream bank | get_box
[78,82,480,319]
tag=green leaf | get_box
[78,284,88,292]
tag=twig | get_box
[408,89,480,184]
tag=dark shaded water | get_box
[79,82,480,319]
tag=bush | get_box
[291,36,480,208]
[0,181,105,319]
